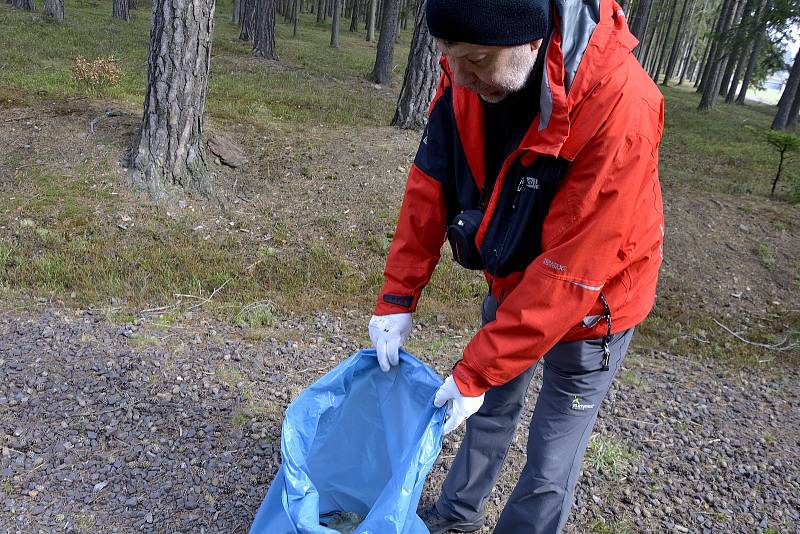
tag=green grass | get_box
[590,518,634,534]
[661,84,800,200]
[0,0,410,127]
[754,242,776,269]
[585,436,635,482]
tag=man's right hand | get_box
[368,313,412,372]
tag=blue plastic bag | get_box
[249,349,446,534]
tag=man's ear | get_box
[530,38,544,52]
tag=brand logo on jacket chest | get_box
[518,176,541,191]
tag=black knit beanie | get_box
[426,0,550,47]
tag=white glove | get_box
[434,375,485,434]
[368,313,412,372]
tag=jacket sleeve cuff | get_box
[373,292,420,316]
[452,360,494,397]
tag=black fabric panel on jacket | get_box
[480,156,569,277]
[414,86,482,222]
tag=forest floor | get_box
[1,1,800,533]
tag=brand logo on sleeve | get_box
[543,258,567,272]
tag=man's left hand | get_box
[434,375,485,434]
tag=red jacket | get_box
[374,0,665,396]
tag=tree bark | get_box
[392,0,440,129]
[698,0,739,110]
[366,0,377,41]
[694,36,711,88]
[629,0,651,41]
[736,0,769,104]
[232,0,240,22]
[349,0,359,31]
[292,0,299,36]
[129,0,216,201]
[772,47,800,129]
[12,0,35,10]
[330,0,341,47]
[662,0,692,84]
[43,0,63,21]
[678,33,695,85]
[239,0,255,41]
[113,0,130,21]
[253,0,278,59]
[697,0,732,92]
[725,33,751,102]
[718,0,748,96]
[370,0,400,84]
[641,2,665,71]
[652,0,679,79]
[786,86,800,130]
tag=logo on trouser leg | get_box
[571,396,595,411]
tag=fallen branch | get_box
[617,416,661,426]
[713,319,799,352]
[3,115,35,123]
[178,278,232,312]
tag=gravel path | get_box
[1,305,798,533]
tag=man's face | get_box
[437,39,543,103]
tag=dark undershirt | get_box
[481,51,545,207]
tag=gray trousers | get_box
[435,294,633,533]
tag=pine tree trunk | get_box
[12,0,35,10]
[663,0,692,84]
[718,0,749,96]
[786,87,800,130]
[736,0,769,104]
[392,0,440,129]
[725,37,751,102]
[370,0,400,83]
[629,0,651,41]
[232,0,240,23]
[678,34,695,85]
[641,3,665,70]
[316,0,323,21]
[349,0,359,31]
[253,0,278,59]
[43,0,63,21]
[112,0,130,21]
[293,0,299,36]
[239,0,255,40]
[697,0,732,92]
[129,0,136,10]
[330,0,341,47]
[694,36,710,87]
[129,0,216,201]
[698,0,738,110]
[772,47,800,129]
[653,0,679,80]
[366,0,377,41]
